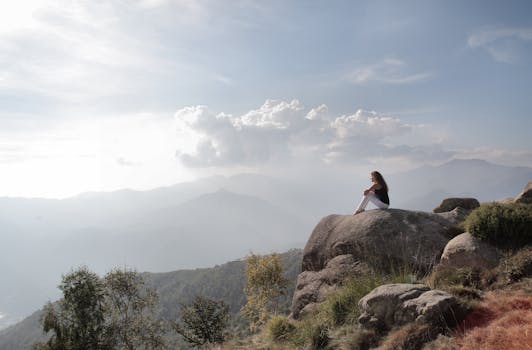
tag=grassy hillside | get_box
[0,249,303,350]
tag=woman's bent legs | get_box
[354,193,389,213]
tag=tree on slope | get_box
[104,268,166,350]
[173,295,229,347]
[241,253,290,331]
[35,267,112,350]
[35,267,166,350]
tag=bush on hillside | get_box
[267,315,295,342]
[308,322,329,350]
[428,265,483,290]
[328,327,379,350]
[498,246,532,283]
[465,202,532,249]
[320,272,415,329]
[291,317,330,350]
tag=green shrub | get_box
[446,285,481,301]
[320,272,414,328]
[290,316,330,350]
[498,246,532,282]
[329,327,379,350]
[427,265,482,290]
[267,315,295,342]
[308,323,329,350]
[320,275,383,326]
[465,202,532,248]
[289,271,415,349]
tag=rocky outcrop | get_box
[291,209,454,318]
[301,209,452,273]
[433,198,480,213]
[291,255,371,319]
[440,232,500,269]
[496,197,515,204]
[358,284,462,330]
[514,181,532,204]
[435,207,469,225]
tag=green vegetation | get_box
[241,253,290,331]
[173,296,229,347]
[428,266,483,290]
[286,271,414,350]
[465,202,532,248]
[320,275,392,327]
[104,269,166,350]
[328,327,379,350]
[498,246,532,283]
[266,315,295,342]
[34,267,166,350]
[9,210,532,350]
[35,267,110,350]
[0,249,303,350]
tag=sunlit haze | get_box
[1,0,532,198]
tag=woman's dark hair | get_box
[371,171,388,192]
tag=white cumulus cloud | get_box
[174,99,448,168]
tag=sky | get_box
[1,0,532,198]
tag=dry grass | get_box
[376,322,438,350]
[421,335,458,350]
[328,326,379,350]
[454,291,532,350]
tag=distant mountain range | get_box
[390,159,532,210]
[0,158,530,331]
[0,189,309,329]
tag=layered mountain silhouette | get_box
[1,159,531,330]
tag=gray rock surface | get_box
[433,198,480,213]
[358,284,461,330]
[301,209,452,273]
[435,207,469,225]
[290,254,370,319]
[496,197,515,204]
[291,209,454,318]
[440,232,500,269]
[514,181,532,204]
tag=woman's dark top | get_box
[375,187,390,205]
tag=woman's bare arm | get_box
[364,184,382,195]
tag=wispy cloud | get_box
[344,59,432,85]
[116,157,141,167]
[0,1,235,105]
[468,28,532,63]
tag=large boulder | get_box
[433,198,480,213]
[515,181,532,204]
[440,232,500,269]
[301,209,452,273]
[291,209,454,318]
[358,284,463,331]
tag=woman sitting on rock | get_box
[354,171,389,214]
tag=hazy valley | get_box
[1,158,531,333]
